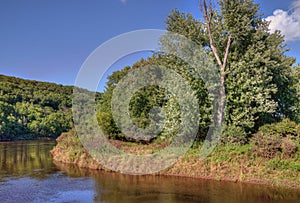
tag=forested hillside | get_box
[0,74,74,140]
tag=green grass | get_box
[51,131,300,190]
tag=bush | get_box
[219,125,248,146]
[96,112,123,140]
[251,119,299,158]
[251,132,282,158]
[259,118,300,138]
[281,137,298,158]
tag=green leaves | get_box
[165,0,297,140]
[291,64,300,122]
[0,74,73,140]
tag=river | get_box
[0,140,299,203]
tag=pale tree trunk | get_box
[201,0,232,127]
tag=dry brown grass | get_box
[51,132,300,190]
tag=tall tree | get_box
[165,0,295,139]
[292,64,300,122]
[200,0,231,128]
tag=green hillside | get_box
[0,74,74,140]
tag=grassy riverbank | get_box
[50,130,300,190]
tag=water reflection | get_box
[0,140,299,203]
[0,140,57,179]
[54,161,300,203]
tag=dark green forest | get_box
[0,74,74,140]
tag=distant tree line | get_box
[0,74,74,140]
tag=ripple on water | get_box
[0,175,96,203]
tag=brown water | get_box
[0,140,299,203]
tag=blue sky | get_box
[0,0,299,90]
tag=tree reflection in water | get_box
[54,161,300,203]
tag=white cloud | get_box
[292,0,300,9]
[120,0,127,4]
[265,0,300,41]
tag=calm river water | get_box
[0,140,299,203]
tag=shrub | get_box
[96,112,123,140]
[219,125,248,146]
[259,118,300,138]
[251,119,299,158]
[281,137,298,158]
[251,132,282,158]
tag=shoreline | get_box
[50,133,300,191]
[52,158,300,192]
[159,173,300,191]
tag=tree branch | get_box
[201,0,232,78]
[222,35,232,75]
[202,0,223,70]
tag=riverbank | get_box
[50,131,300,190]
